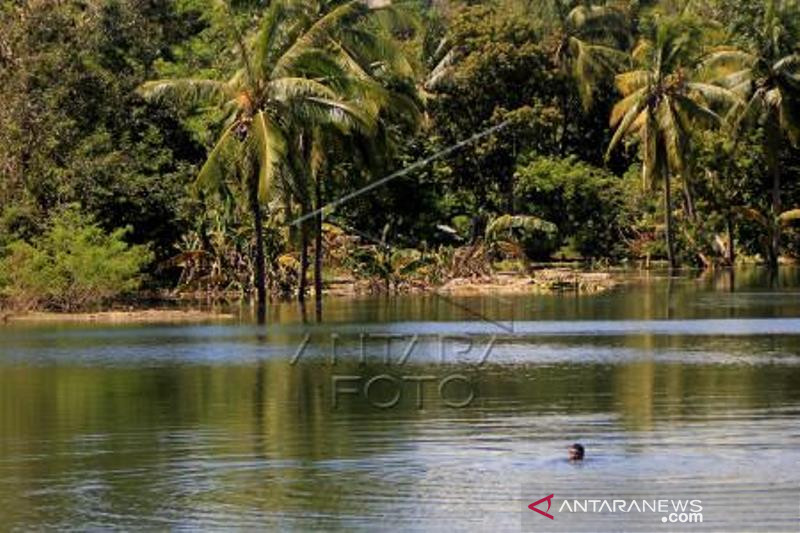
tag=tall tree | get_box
[306,83,420,317]
[607,16,738,268]
[552,1,631,111]
[0,1,202,261]
[141,0,388,317]
[703,0,800,268]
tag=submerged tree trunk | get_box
[314,175,323,321]
[664,174,677,270]
[298,208,309,303]
[250,183,267,323]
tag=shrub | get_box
[514,156,635,259]
[0,206,152,311]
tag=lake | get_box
[1,269,799,531]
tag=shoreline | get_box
[2,308,236,325]
[0,269,629,323]
[437,269,617,295]
[325,268,620,297]
[2,265,788,323]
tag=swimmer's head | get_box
[568,443,585,461]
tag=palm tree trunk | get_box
[664,174,677,270]
[769,142,781,270]
[250,184,267,323]
[314,175,323,321]
[298,208,309,303]
[722,134,742,268]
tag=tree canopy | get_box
[1,0,800,310]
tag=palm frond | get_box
[631,39,652,64]
[730,88,769,132]
[615,70,651,95]
[380,89,422,130]
[778,208,800,225]
[196,122,239,195]
[327,37,381,84]
[568,4,630,46]
[248,111,287,202]
[138,79,235,108]
[773,54,800,74]
[268,77,339,101]
[674,94,722,130]
[686,82,741,111]
[607,97,646,158]
[700,48,756,72]
[254,0,294,77]
[274,0,368,76]
[610,87,646,125]
[571,38,630,109]
[657,97,687,175]
[304,96,378,135]
[718,69,753,91]
[282,46,351,89]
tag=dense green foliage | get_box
[1,0,800,309]
[514,156,636,259]
[0,206,151,311]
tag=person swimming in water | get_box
[568,443,584,461]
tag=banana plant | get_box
[485,214,559,262]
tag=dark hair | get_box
[568,443,585,459]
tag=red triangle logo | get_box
[528,494,555,520]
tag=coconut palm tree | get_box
[702,0,800,268]
[606,16,738,268]
[305,82,421,317]
[140,0,396,317]
[552,1,632,111]
[278,0,420,310]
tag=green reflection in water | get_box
[0,269,799,530]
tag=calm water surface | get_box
[1,269,799,531]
